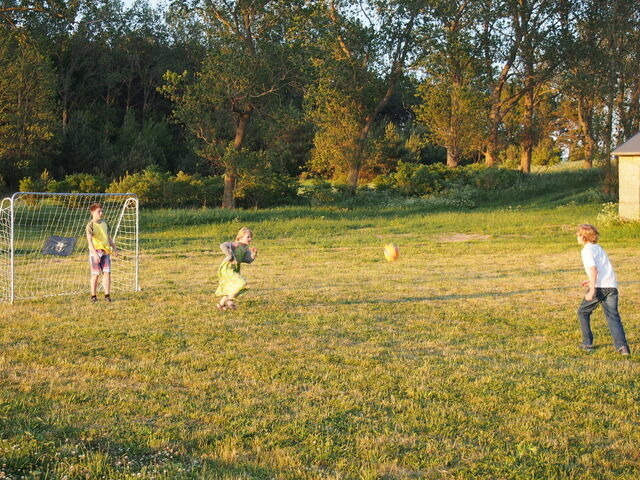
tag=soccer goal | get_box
[0,192,139,302]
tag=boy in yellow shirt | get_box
[86,203,117,302]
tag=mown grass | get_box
[1,184,640,479]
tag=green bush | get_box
[49,173,108,193]
[18,170,54,193]
[164,171,204,208]
[164,171,224,208]
[200,176,224,208]
[106,166,171,208]
[298,180,353,206]
[392,162,477,195]
[235,171,300,208]
[106,167,224,208]
[472,167,524,190]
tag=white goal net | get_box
[0,192,139,302]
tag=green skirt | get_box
[215,261,247,297]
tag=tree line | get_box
[1,0,639,207]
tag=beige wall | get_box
[619,156,640,220]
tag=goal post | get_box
[0,192,139,303]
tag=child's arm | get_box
[220,242,236,262]
[243,247,258,264]
[86,230,99,262]
[584,266,597,301]
[108,234,118,256]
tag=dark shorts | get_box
[89,250,111,275]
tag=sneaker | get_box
[90,295,98,303]
[579,344,595,352]
[105,294,112,302]
[617,346,630,356]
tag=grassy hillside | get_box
[1,174,639,479]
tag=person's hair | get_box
[89,203,102,213]
[236,227,252,241]
[577,224,599,243]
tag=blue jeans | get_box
[577,288,629,349]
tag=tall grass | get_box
[1,179,639,479]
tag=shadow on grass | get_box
[3,416,281,479]
[323,281,640,306]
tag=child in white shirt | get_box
[576,224,629,355]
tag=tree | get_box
[558,0,639,170]
[512,0,564,173]
[162,0,307,208]
[415,0,485,168]
[558,0,607,168]
[0,0,76,28]
[306,0,424,188]
[0,29,58,186]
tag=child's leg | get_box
[600,289,629,350]
[225,295,237,309]
[90,274,100,296]
[577,296,601,346]
[103,272,111,296]
[218,295,229,308]
[101,254,111,296]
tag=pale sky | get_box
[122,0,165,9]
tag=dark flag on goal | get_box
[41,236,77,256]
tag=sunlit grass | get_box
[1,199,639,479]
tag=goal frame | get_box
[0,192,140,303]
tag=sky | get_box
[122,0,165,9]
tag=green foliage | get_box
[501,138,563,169]
[115,112,174,175]
[416,78,486,164]
[235,171,299,209]
[48,173,108,193]
[390,161,478,195]
[305,82,368,179]
[106,167,223,208]
[106,166,170,207]
[0,31,58,186]
[365,164,603,209]
[298,180,355,206]
[164,171,223,209]
[228,150,301,208]
[18,170,54,193]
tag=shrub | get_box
[106,166,170,208]
[235,171,299,208]
[472,167,524,190]
[163,171,224,208]
[49,173,108,193]
[298,180,352,206]
[106,167,224,208]
[392,162,476,196]
[164,171,205,208]
[18,170,54,193]
[201,176,224,208]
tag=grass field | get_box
[1,196,640,479]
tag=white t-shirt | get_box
[581,242,617,288]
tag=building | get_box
[612,132,640,220]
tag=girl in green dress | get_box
[216,227,257,310]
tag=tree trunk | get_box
[222,167,237,209]
[346,163,361,188]
[520,84,534,174]
[484,118,500,166]
[577,96,594,168]
[446,148,459,168]
[447,80,460,168]
[221,107,253,209]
